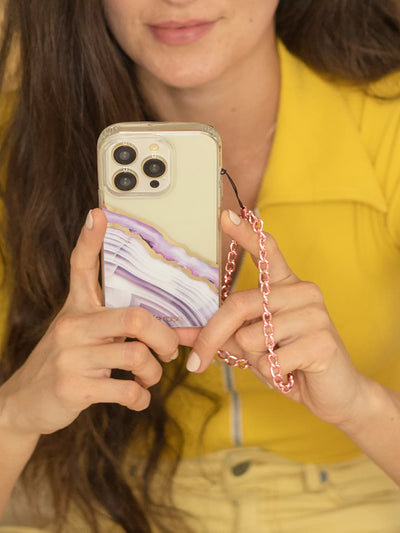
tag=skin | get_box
[1,0,400,517]
[0,209,182,514]
[103,0,400,485]
[103,0,281,262]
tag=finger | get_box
[226,280,322,352]
[255,327,340,382]
[255,333,358,410]
[244,343,302,397]
[257,341,358,422]
[234,302,328,355]
[51,307,179,360]
[185,282,308,371]
[176,327,202,348]
[186,289,265,371]
[221,210,298,284]
[250,364,299,399]
[68,208,107,308]
[76,341,163,389]
[185,279,328,371]
[83,377,151,411]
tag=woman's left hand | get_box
[178,209,372,429]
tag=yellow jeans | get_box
[2,448,400,533]
[159,448,400,533]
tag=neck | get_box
[137,31,280,212]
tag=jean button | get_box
[231,460,251,476]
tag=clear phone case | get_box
[98,122,222,327]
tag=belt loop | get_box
[303,464,324,492]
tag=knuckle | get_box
[226,291,250,317]
[145,363,163,387]
[136,390,151,411]
[235,326,255,351]
[120,381,140,406]
[119,340,134,362]
[263,233,281,259]
[226,291,246,312]
[52,314,77,343]
[154,364,163,383]
[301,281,324,304]
[302,303,330,329]
[120,381,151,410]
[121,307,149,334]
[131,343,150,371]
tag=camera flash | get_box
[149,143,159,152]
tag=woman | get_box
[0,0,400,531]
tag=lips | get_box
[148,19,217,46]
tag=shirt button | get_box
[231,460,251,476]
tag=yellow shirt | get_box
[2,41,400,533]
[1,43,400,467]
[166,42,400,463]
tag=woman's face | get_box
[103,0,279,89]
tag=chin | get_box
[164,72,217,89]
[139,53,226,90]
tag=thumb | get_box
[221,209,298,284]
[67,208,107,309]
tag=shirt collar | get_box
[258,42,387,213]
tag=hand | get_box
[184,209,371,428]
[0,209,179,437]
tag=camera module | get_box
[113,145,136,165]
[114,171,137,191]
[143,157,166,178]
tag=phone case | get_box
[98,122,222,327]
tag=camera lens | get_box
[114,171,137,191]
[113,145,136,165]
[143,158,166,178]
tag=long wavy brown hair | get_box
[0,1,399,531]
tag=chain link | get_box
[217,207,294,394]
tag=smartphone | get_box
[97,122,222,328]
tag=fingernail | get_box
[85,210,93,230]
[228,209,241,225]
[186,351,201,372]
[170,349,179,361]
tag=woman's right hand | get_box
[0,208,179,438]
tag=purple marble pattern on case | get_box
[103,208,219,289]
[102,216,219,326]
[109,263,200,324]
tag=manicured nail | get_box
[186,351,201,372]
[170,349,179,361]
[85,210,93,230]
[229,209,241,225]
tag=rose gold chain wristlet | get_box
[216,169,294,394]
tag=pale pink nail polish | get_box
[229,209,241,225]
[186,352,201,372]
[85,210,93,230]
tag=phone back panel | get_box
[98,122,222,327]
